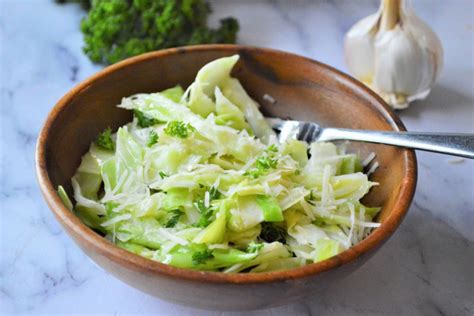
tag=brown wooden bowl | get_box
[35,45,417,311]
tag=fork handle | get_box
[319,128,474,159]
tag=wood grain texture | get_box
[35,45,417,310]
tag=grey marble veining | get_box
[1,0,473,315]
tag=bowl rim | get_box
[35,44,417,284]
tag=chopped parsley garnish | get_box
[193,186,221,227]
[164,209,184,228]
[164,120,195,138]
[243,169,264,179]
[194,199,214,228]
[134,109,160,128]
[147,130,159,147]
[266,144,278,153]
[208,186,221,200]
[95,127,115,151]
[259,222,287,243]
[255,156,278,170]
[192,249,214,265]
[244,154,278,178]
[246,242,263,253]
[159,171,168,179]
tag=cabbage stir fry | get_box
[58,55,381,272]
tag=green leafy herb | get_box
[208,186,221,200]
[164,209,184,228]
[194,200,214,228]
[243,169,264,179]
[244,154,278,178]
[256,156,278,170]
[95,127,115,151]
[193,186,221,227]
[164,121,195,138]
[159,171,168,179]
[134,109,160,128]
[192,249,214,265]
[259,222,287,243]
[147,130,159,147]
[76,0,239,65]
[246,242,263,253]
[266,144,278,153]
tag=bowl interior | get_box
[37,45,416,283]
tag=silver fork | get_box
[266,118,474,159]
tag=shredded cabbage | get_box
[60,55,381,273]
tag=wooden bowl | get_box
[35,45,417,310]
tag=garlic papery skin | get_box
[344,0,443,109]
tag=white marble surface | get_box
[1,0,473,315]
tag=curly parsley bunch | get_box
[57,0,239,64]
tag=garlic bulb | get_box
[344,0,443,109]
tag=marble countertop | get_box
[1,0,473,315]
